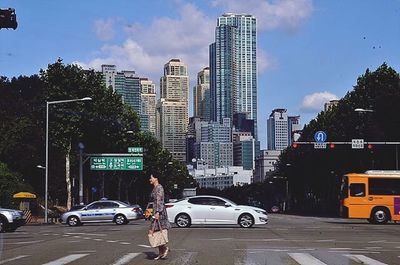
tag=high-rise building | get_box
[324,99,339,112]
[267,109,288,151]
[101,65,156,133]
[157,59,189,162]
[210,13,257,138]
[140,78,156,135]
[267,109,302,151]
[233,132,259,170]
[194,118,233,168]
[193,67,210,121]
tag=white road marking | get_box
[329,248,352,250]
[288,253,328,265]
[65,232,106,236]
[7,240,44,244]
[120,242,131,245]
[110,253,140,265]
[137,244,152,248]
[0,255,29,264]
[345,254,388,265]
[209,237,233,241]
[93,238,103,241]
[316,239,335,242]
[42,254,89,265]
[368,240,386,243]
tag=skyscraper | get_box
[140,78,156,135]
[267,109,302,151]
[210,13,257,138]
[157,59,189,162]
[193,67,210,121]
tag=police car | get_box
[60,199,142,226]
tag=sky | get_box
[1,0,400,149]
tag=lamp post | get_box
[45,97,92,224]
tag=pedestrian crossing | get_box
[0,251,397,265]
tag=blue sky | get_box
[1,0,399,149]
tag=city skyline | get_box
[2,0,399,149]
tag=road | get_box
[0,214,399,265]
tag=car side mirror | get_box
[224,203,231,207]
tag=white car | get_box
[166,195,268,228]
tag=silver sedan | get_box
[60,200,142,226]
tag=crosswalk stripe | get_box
[110,253,140,265]
[0,255,29,264]
[344,254,388,265]
[42,254,89,265]
[288,253,328,265]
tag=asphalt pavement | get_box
[0,214,399,265]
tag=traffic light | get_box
[292,143,298,149]
[367,144,373,150]
[0,8,18,30]
[329,143,335,149]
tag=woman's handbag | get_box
[148,219,168,247]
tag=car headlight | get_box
[254,210,267,215]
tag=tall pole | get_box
[45,102,49,224]
[79,145,83,205]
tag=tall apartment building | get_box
[101,65,141,114]
[140,78,156,135]
[267,109,289,151]
[233,132,259,170]
[194,118,233,168]
[210,13,257,139]
[267,109,302,151]
[193,67,210,121]
[157,59,189,162]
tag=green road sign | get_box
[90,157,143,171]
[128,147,143,153]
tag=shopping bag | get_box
[148,220,168,247]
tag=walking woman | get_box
[149,174,171,260]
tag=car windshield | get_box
[115,201,130,207]
[223,198,237,206]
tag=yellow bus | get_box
[340,170,400,224]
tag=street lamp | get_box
[354,108,374,113]
[45,97,92,224]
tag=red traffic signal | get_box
[367,144,373,149]
[292,143,298,148]
[329,143,335,149]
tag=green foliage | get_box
[0,161,33,208]
[0,59,193,207]
[276,63,400,215]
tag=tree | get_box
[0,161,32,208]
[276,63,400,215]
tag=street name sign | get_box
[90,157,143,171]
[128,147,143,153]
[352,139,364,149]
[314,143,327,149]
[314,131,327,143]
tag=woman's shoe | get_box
[154,255,162,260]
[161,247,169,259]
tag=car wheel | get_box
[371,207,390,224]
[67,216,80,227]
[175,213,191,228]
[114,214,127,225]
[239,213,254,228]
[0,217,7,233]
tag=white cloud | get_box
[77,1,306,84]
[211,0,314,32]
[301,92,339,112]
[94,19,115,41]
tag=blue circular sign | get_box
[314,131,327,143]
[91,187,97,193]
